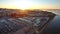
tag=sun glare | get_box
[12,0,33,10]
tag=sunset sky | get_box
[0,0,60,9]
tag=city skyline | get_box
[0,0,60,9]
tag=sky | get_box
[0,0,60,9]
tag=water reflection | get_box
[41,12,60,34]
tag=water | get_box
[42,11,60,34]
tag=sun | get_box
[12,0,33,10]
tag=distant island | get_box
[0,8,56,18]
